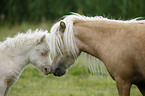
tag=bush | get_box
[1,0,145,24]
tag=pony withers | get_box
[49,13,145,96]
[0,29,52,96]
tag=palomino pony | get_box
[50,13,145,96]
[0,29,52,96]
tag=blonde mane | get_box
[50,13,145,56]
[50,13,145,75]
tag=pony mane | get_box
[50,13,145,56]
[50,13,145,75]
[0,29,50,56]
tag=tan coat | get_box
[50,14,145,96]
[74,21,145,96]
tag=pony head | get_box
[50,15,81,76]
[28,33,52,75]
[51,51,79,76]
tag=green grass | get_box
[0,22,142,96]
[9,65,141,96]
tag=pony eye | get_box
[41,52,45,55]
[41,51,48,56]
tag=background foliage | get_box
[1,0,145,24]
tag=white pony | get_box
[0,29,52,96]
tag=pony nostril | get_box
[44,68,48,72]
[43,66,52,75]
[55,68,61,73]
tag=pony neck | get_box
[74,20,124,60]
[0,34,37,73]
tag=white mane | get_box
[50,13,145,75]
[0,29,50,57]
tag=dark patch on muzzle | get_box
[53,67,66,76]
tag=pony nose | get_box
[43,65,52,75]
[53,67,66,76]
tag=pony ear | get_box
[60,21,66,32]
[37,35,46,44]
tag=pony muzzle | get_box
[43,65,52,75]
[53,67,66,76]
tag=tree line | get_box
[0,0,145,24]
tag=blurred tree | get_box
[0,0,145,24]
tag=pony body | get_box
[0,29,51,96]
[50,13,145,96]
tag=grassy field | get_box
[0,22,142,96]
